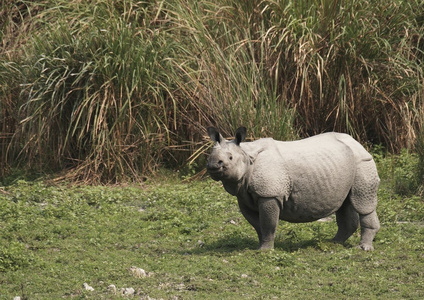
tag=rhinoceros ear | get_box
[235,127,247,145]
[207,127,222,143]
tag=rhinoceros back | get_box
[246,133,358,222]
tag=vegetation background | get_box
[1,1,424,298]
[1,0,423,183]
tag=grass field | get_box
[1,161,423,299]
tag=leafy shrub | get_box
[393,150,420,195]
[0,242,33,272]
[374,147,422,196]
[416,127,424,193]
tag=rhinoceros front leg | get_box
[237,199,262,246]
[237,197,280,250]
[257,198,280,250]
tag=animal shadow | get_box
[185,234,258,255]
[183,233,349,255]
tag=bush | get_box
[0,242,33,272]
[393,150,421,195]
[374,148,422,196]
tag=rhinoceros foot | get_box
[358,243,374,251]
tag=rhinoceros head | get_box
[207,127,250,182]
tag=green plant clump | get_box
[374,147,423,196]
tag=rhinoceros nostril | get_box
[207,160,222,170]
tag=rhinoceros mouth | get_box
[207,166,227,179]
[207,166,224,174]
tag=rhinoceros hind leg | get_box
[333,198,359,243]
[358,210,380,251]
[349,159,380,250]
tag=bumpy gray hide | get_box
[206,127,380,251]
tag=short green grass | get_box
[1,175,424,299]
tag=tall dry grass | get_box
[261,0,424,147]
[0,0,423,182]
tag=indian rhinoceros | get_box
[206,127,380,251]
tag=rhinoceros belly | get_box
[279,142,356,222]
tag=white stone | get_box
[130,266,147,278]
[121,287,135,296]
[83,282,94,291]
[108,284,117,294]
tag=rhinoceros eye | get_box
[229,156,233,160]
